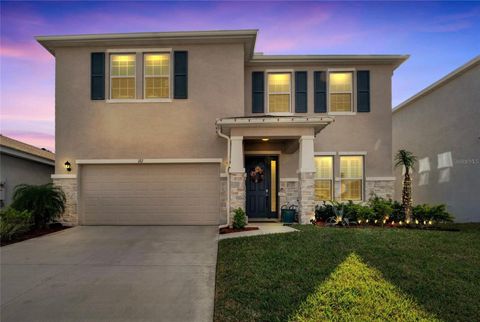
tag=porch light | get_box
[64,161,72,172]
[261,138,269,142]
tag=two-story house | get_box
[36,29,408,226]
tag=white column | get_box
[298,136,315,173]
[230,136,245,173]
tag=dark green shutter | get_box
[314,71,327,113]
[252,71,264,113]
[295,71,307,113]
[357,71,370,112]
[91,53,105,100]
[174,51,188,99]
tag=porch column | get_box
[298,135,316,224]
[229,136,245,225]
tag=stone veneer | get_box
[52,177,78,226]
[365,179,395,200]
[220,176,228,225]
[297,172,315,224]
[279,179,299,208]
[229,172,246,224]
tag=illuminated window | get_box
[268,73,291,113]
[314,156,333,201]
[340,156,364,201]
[144,53,170,99]
[110,54,136,99]
[329,72,353,112]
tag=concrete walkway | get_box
[1,226,218,322]
[218,222,298,240]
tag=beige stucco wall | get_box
[0,154,54,206]
[244,64,395,179]
[393,63,480,222]
[54,43,245,174]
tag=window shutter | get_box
[314,71,327,113]
[174,51,188,99]
[295,71,307,113]
[252,71,264,113]
[357,71,370,112]
[91,53,105,100]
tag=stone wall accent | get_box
[298,172,315,224]
[366,179,395,200]
[52,177,78,226]
[229,172,246,225]
[279,179,299,209]
[220,176,227,225]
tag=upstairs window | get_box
[314,156,334,201]
[329,72,353,112]
[110,54,136,99]
[340,156,364,201]
[144,53,170,99]
[268,73,291,113]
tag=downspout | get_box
[216,124,231,229]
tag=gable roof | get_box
[393,55,480,113]
[0,135,55,165]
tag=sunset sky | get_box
[1,1,479,151]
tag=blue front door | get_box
[245,156,278,219]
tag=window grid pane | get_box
[341,179,362,201]
[111,55,136,77]
[315,180,332,201]
[340,156,363,178]
[268,94,290,112]
[330,93,352,112]
[145,77,169,99]
[111,78,135,99]
[315,156,333,179]
[145,54,170,77]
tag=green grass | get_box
[214,224,480,322]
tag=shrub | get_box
[0,207,33,241]
[11,183,66,228]
[314,201,335,222]
[232,208,247,229]
[413,204,454,224]
[368,195,394,221]
[390,200,405,222]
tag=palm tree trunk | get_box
[402,169,413,222]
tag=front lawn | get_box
[214,224,480,321]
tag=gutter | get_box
[216,125,231,229]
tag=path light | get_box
[428,220,433,225]
[406,220,410,224]
[358,219,362,224]
[415,219,419,225]
[423,220,427,225]
[374,219,378,224]
[399,221,403,225]
[366,219,369,223]
[64,161,72,172]
[383,219,386,224]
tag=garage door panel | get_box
[81,164,220,225]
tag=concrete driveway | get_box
[1,226,218,322]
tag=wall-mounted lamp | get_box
[64,161,72,172]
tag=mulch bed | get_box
[219,227,259,234]
[1,224,71,247]
[312,221,459,231]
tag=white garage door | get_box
[80,163,220,225]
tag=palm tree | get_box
[12,183,66,228]
[394,150,417,223]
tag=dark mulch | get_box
[1,224,71,246]
[219,226,259,234]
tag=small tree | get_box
[232,208,247,229]
[394,150,417,223]
[11,183,66,228]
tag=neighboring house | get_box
[393,56,480,223]
[36,29,407,226]
[0,135,55,208]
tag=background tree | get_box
[394,150,417,222]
